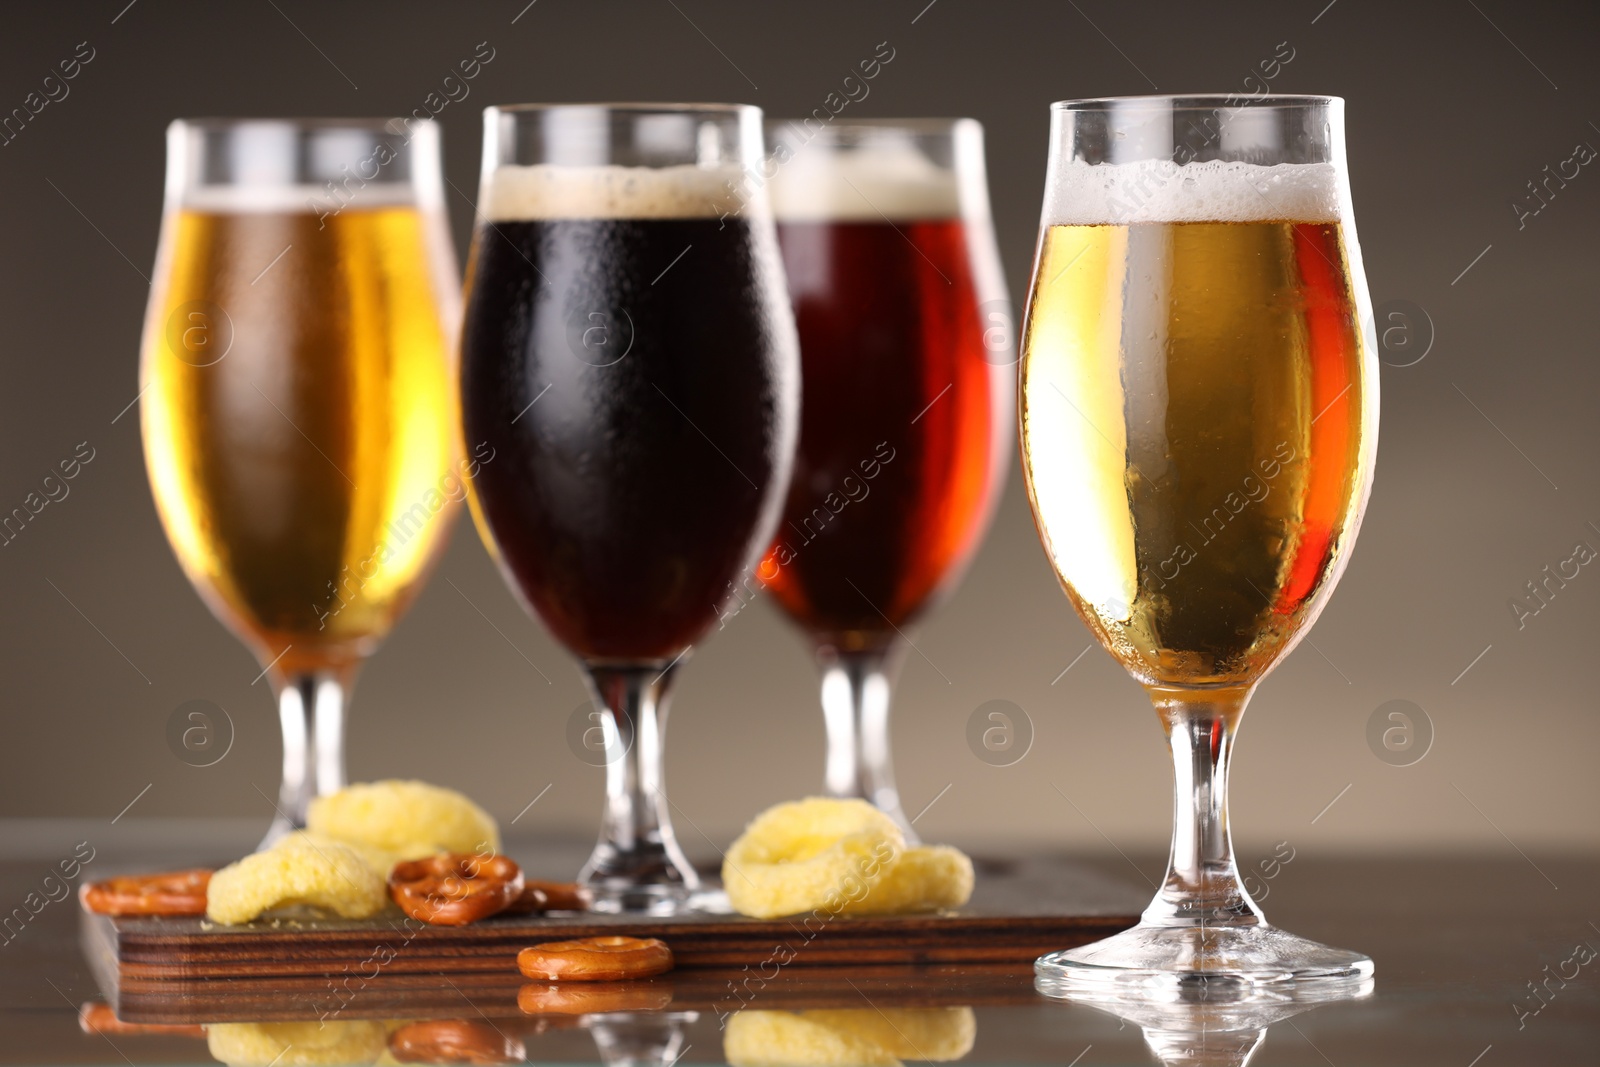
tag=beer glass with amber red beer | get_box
[141,119,461,847]
[1020,95,1378,996]
[756,119,1013,838]
[459,105,799,913]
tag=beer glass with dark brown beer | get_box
[758,119,1012,837]
[460,104,799,913]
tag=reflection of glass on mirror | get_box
[1063,978,1373,1067]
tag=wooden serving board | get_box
[86,857,1140,993]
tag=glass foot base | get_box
[1035,922,1373,1000]
[583,882,730,916]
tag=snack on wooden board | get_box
[387,852,524,926]
[839,844,974,916]
[721,798,903,919]
[516,935,674,981]
[308,779,500,856]
[79,869,211,917]
[722,798,975,918]
[205,833,386,924]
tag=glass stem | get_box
[578,663,700,912]
[1142,684,1262,929]
[817,646,917,843]
[260,667,353,850]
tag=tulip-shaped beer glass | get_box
[459,104,799,913]
[142,119,461,846]
[1019,96,1379,994]
[760,119,1012,839]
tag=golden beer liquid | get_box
[1020,220,1376,688]
[141,206,457,672]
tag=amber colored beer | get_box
[1020,218,1375,688]
[759,217,1008,650]
[142,206,458,672]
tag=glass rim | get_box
[167,116,437,132]
[1052,93,1341,111]
[765,116,978,134]
[485,102,759,118]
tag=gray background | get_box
[1,0,1595,859]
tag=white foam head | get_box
[483,163,750,221]
[179,183,418,212]
[767,137,963,222]
[1044,159,1343,226]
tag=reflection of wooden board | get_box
[85,857,1140,1021]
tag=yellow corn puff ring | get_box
[722,798,902,920]
[838,844,974,916]
[308,780,500,855]
[205,833,386,925]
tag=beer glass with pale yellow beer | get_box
[1020,95,1378,997]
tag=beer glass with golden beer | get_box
[142,119,460,845]
[1020,96,1378,995]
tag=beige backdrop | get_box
[1,0,1596,860]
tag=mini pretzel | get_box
[501,884,550,915]
[516,935,673,982]
[389,1019,526,1064]
[517,980,674,1015]
[78,1002,205,1037]
[504,880,591,914]
[389,853,524,926]
[79,869,211,917]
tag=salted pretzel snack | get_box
[509,879,592,913]
[79,869,211,917]
[517,979,675,1015]
[308,780,500,856]
[206,1020,386,1066]
[206,833,386,924]
[516,935,674,982]
[388,852,525,926]
[389,1019,526,1064]
[722,798,903,919]
[501,883,550,915]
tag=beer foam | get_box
[179,183,418,212]
[1044,159,1343,225]
[483,164,750,221]
[768,146,962,222]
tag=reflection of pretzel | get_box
[79,869,211,916]
[503,879,592,914]
[389,1020,526,1064]
[517,935,674,981]
[518,979,674,1015]
[388,853,524,925]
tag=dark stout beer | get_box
[459,166,797,662]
